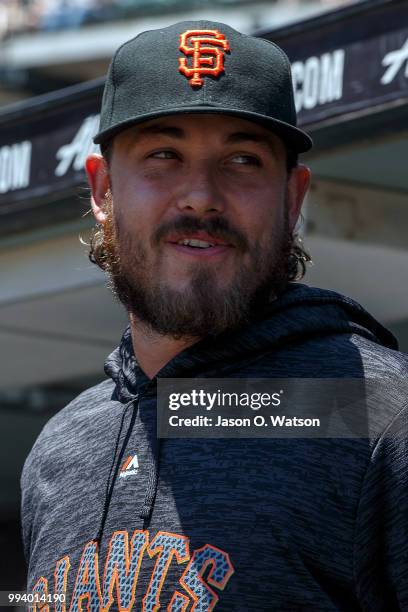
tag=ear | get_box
[286,164,311,232]
[85,154,111,224]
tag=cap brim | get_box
[94,105,313,153]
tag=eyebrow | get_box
[132,123,280,157]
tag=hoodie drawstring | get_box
[139,435,161,529]
[94,398,138,546]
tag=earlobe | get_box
[85,154,111,224]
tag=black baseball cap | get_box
[94,20,312,153]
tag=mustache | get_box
[152,215,249,251]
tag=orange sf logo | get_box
[179,29,230,87]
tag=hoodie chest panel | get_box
[102,415,365,610]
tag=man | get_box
[21,20,408,610]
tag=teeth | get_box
[177,239,215,248]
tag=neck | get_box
[129,313,200,379]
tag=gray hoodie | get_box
[21,283,408,610]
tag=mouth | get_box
[165,232,234,257]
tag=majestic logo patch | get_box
[119,454,139,478]
[179,29,230,87]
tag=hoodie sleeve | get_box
[20,435,40,567]
[354,403,408,609]
[20,414,56,570]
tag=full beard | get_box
[101,193,292,340]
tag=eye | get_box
[230,154,261,166]
[149,150,179,160]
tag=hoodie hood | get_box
[104,283,398,402]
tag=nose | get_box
[175,164,226,215]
